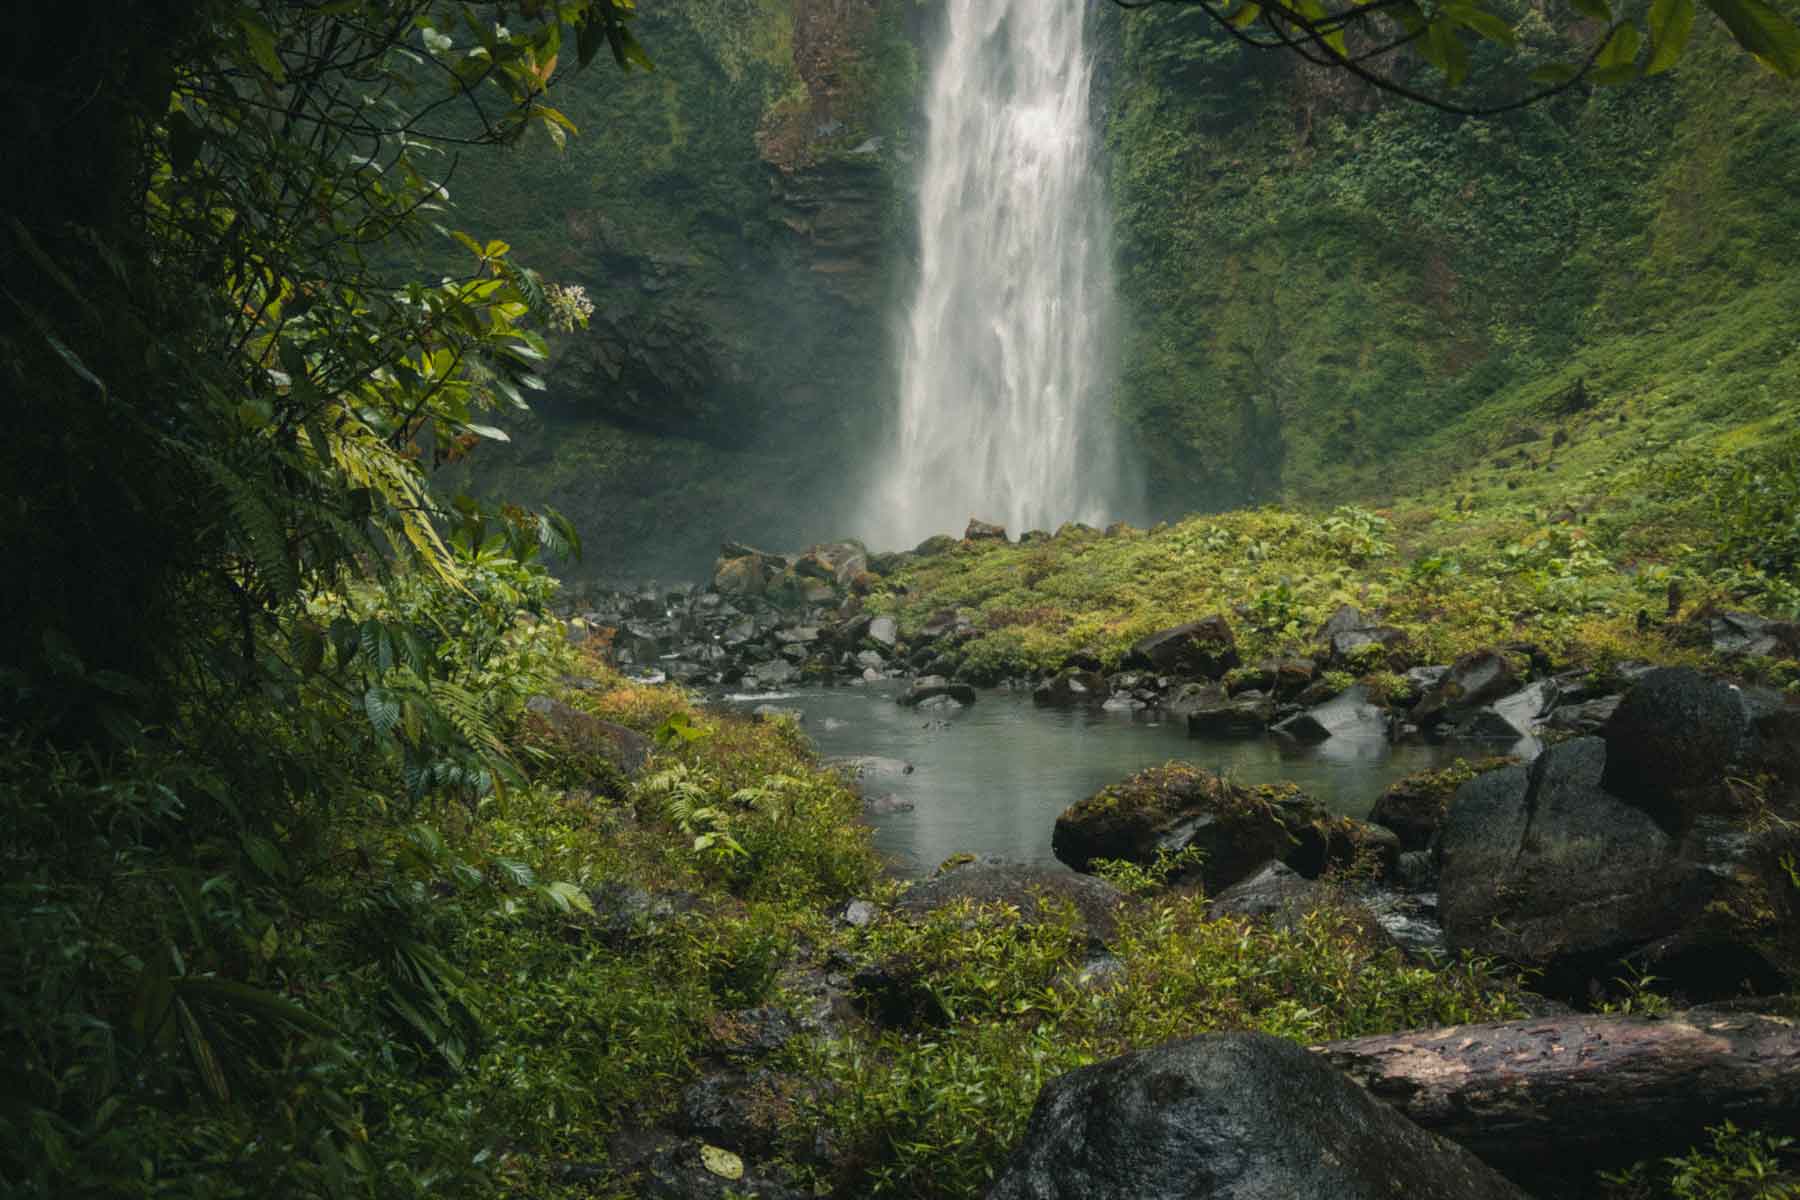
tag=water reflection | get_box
[717,684,1534,878]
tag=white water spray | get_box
[864,0,1118,549]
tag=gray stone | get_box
[986,1034,1530,1200]
[1270,683,1386,743]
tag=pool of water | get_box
[716,682,1533,877]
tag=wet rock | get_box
[1368,760,1515,853]
[899,675,976,707]
[751,704,803,724]
[1053,764,1329,893]
[523,695,652,777]
[1208,860,1321,923]
[1270,683,1386,743]
[1033,668,1108,706]
[1184,690,1274,737]
[1545,694,1622,734]
[913,534,959,557]
[748,660,797,687]
[866,615,898,649]
[854,649,885,670]
[916,693,964,712]
[1162,681,1225,717]
[708,1006,802,1062]
[986,1034,1530,1200]
[1327,624,1410,665]
[712,552,772,597]
[1688,609,1800,659]
[1435,736,1800,999]
[863,793,915,815]
[1601,667,1759,831]
[773,624,819,645]
[1126,616,1240,678]
[965,517,1007,542]
[1413,648,1521,726]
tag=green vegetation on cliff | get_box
[1101,8,1800,519]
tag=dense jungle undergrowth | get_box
[5,2,1800,1199]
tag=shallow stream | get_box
[718,683,1534,877]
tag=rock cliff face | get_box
[446,0,922,576]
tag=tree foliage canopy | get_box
[1116,0,1800,114]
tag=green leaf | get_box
[700,1145,743,1180]
[1703,0,1800,74]
[464,423,511,442]
[1570,0,1613,20]
[236,13,287,83]
[1423,19,1473,85]
[492,857,535,888]
[541,880,594,914]
[365,686,401,735]
[1647,0,1696,72]
[1590,21,1643,81]
[1227,1,1264,28]
[1454,7,1518,44]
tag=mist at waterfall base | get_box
[856,0,1136,553]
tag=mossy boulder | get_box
[1052,763,1333,893]
[1125,616,1240,679]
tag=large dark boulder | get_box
[1411,649,1520,726]
[985,1034,1530,1200]
[1438,735,1800,999]
[1184,691,1275,737]
[1368,758,1515,853]
[1033,668,1109,706]
[1053,764,1331,893]
[1126,617,1240,678]
[1599,667,1800,830]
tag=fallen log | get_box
[1314,1009,1800,1188]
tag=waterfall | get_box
[864,0,1118,549]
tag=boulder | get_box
[1184,690,1274,737]
[896,858,1127,945]
[913,534,959,556]
[965,517,1008,542]
[866,615,899,650]
[986,1034,1530,1200]
[748,660,797,688]
[1032,668,1108,706]
[1207,859,1322,923]
[1601,667,1760,830]
[899,675,976,707]
[1052,764,1331,893]
[523,695,652,778]
[1270,683,1386,743]
[1412,649,1520,726]
[1126,616,1240,678]
[1368,759,1515,853]
[711,552,771,597]
[1686,608,1800,659]
[1438,735,1800,999]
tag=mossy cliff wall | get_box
[1096,8,1800,514]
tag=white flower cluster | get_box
[545,282,595,333]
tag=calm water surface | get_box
[718,682,1532,877]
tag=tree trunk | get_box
[1314,1008,1800,1188]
